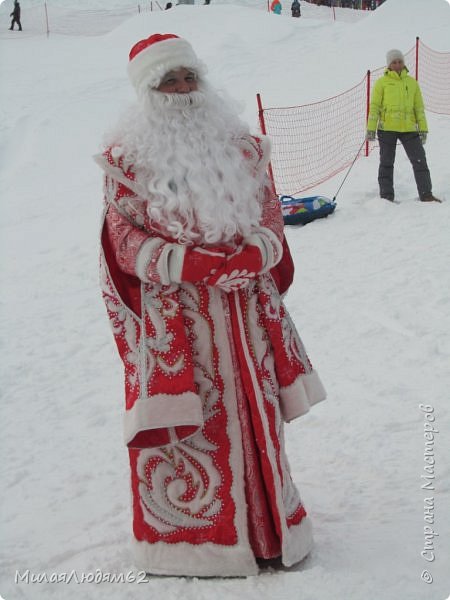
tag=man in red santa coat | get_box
[95,33,326,577]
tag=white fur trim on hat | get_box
[127,37,207,95]
[386,49,405,66]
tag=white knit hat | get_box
[127,33,207,95]
[386,49,405,66]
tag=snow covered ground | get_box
[1,1,450,599]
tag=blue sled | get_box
[280,195,336,226]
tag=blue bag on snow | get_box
[280,195,336,226]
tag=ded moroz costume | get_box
[95,34,326,577]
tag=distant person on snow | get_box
[366,49,441,203]
[9,0,22,31]
[291,0,301,17]
[271,0,282,15]
[95,32,326,577]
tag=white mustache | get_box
[147,90,206,111]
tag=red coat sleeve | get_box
[270,235,295,295]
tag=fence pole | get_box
[256,93,276,194]
[365,69,371,157]
[415,36,419,81]
[332,5,336,20]
[44,2,50,37]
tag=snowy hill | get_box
[1,1,450,599]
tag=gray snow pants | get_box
[377,130,432,200]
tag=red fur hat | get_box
[127,33,206,95]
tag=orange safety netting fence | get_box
[413,42,450,115]
[258,38,450,196]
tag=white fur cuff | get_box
[124,392,204,447]
[279,370,327,423]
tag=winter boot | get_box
[421,193,442,203]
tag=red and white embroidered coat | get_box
[96,135,326,577]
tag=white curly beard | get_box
[104,82,265,245]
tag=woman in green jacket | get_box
[366,49,440,203]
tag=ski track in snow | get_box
[1,1,449,599]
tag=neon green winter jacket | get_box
[367,67,428,133]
